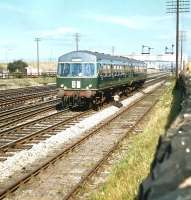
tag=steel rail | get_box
[0,110,91,152]
[0,76,167,149]
[0,105,56,130]
[0,98,60,118]
[0,108,71,137]
[0,85,56,98]
[0,86,57,110]
[63,95,159,200]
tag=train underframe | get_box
[57,80,145,110]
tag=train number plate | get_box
[77,81,81,88]
[72,81,81,88]
[72,81,76,88]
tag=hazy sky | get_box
[0,0,190,61]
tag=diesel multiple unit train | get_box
[56,50,147,109]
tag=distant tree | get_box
[7,60,28,73]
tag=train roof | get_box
[58,50,145,65]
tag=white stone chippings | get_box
[0,106,119,182]
[0,81,164,183]
[122,93,143,106]
[143,81,165,93]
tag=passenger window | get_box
[63,63,70,76]
[98,64,104,76]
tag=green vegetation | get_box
[7,60,28,74]
[38,76,56,85]
[0,77,56,90]
[90,80,182,200]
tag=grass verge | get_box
[0,77,56,90]
[90,80,181,200]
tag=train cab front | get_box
[56,57,98,109]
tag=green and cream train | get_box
[56,50,147,109]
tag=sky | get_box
[0,0,190,62]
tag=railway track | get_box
[0,108,96,161]
[0,78,167,200]
[0,99,61,130]
[0,75,168,160]
[60,83,165,200]
[0,74,168,143]
[0,98,59,118]
[0,74,167,129]
[0,85,56,98]
[0,85,57,111]
[0,74,167,112]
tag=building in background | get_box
[125,53,178,73]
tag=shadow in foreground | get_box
[137,76,188,200]
[165,77,185,130]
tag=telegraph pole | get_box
[35,38,41,76]
[176,0,179,78]
[112,46,115,56]
[166,0,190,79]
[180,31,186,71]
[74,33,80,51]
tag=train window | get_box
[58,63,70,76]
[63,64,70,75]
[57,64,62,75]
[121,65,125,73]
[98,64,103,74]
[107,65,112,75]
[58,63,95,77]
[82,63,95,76]
[102,65,107,75]
[112,65,117,75]
[125,65,130,72]
[98,64,113,77]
